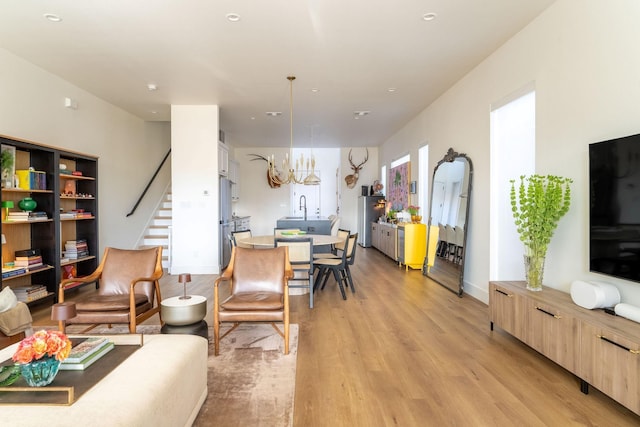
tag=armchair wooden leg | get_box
[284,322,289,355]
[213,321,220,356]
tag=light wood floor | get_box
[31,247,640,426]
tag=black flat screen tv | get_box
[589,133,640,283]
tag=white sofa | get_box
[0,334,208,427]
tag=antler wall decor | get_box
[248,154,281,188]
[344,148,369,189]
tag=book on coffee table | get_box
[64,337,111,363]
[59,341,115,371]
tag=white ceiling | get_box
[0,0,555,148]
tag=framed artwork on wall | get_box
[387,162,409,211]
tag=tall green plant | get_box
[510,175,572,259]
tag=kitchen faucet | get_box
[299,195,307,220]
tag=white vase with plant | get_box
[510,174,572,291]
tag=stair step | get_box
[156,209,172,218]
[152,218,172,226]
[147,226,169,236]
[144,237,169,245]
[144,234,169,239]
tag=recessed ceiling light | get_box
[151,111,158,114]
[44,13,62,22]
[147,83,157,91]
[423,12,437,21]
[311,88,319,93]
[226,13,241,22]
[353,111,371,119]
[266,112,282,117]
[387,88,396,92]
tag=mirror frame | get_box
[422,148,473,297]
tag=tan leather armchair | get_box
[58,246,164,333]
[213,246,292,356]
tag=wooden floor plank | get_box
[29,245,640,426]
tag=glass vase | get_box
[524,254,545,291]
[20,356,61,387]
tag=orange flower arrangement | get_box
[12,330,72,364]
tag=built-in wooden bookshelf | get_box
[0,135,98,308]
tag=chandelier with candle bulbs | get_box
[268,76,320,186]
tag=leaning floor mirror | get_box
[422,148,473,296]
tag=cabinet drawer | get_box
[580,321,640,414]
[527,300,578,373]
[489,283,527,341]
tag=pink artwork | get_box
[387,162,409,211]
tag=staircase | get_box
[139,191,172,270]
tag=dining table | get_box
[237,234,344,248]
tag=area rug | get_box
[64,323,298,427]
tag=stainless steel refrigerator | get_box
[219,177,234,269]
[357,195,385,247]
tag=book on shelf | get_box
[1,267,27,278]
[12,285,48,302]
[7,211,48,221]
[14,261,43,269]
[59,341,114,371]
[14,248,41,258]
[26,264,49,273]
[64,244,88,251]
[62,251,89,259]
[14,255,43,267]
[66,239,87,244]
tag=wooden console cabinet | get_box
[490,281,640,415]
[371,222,397,261]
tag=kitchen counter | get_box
[277,216,333,235]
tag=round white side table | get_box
[160,295,208,338]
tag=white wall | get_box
[170,105,219,274]
[380,0,640,304]
[0,48,171,256]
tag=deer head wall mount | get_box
[344,148,369,189]
[248,154,281,188]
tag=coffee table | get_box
[0,334,207,426]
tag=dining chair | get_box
[445,225,456,262]
[437,223,447,257]
[342,233,359,293]
[313,228,349,260]
[314,233,358,300]
[330,217,341,236]
[454,226,465,264]
[275,237,315,308]
[213,246,292,355]
[231,229,253,248]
